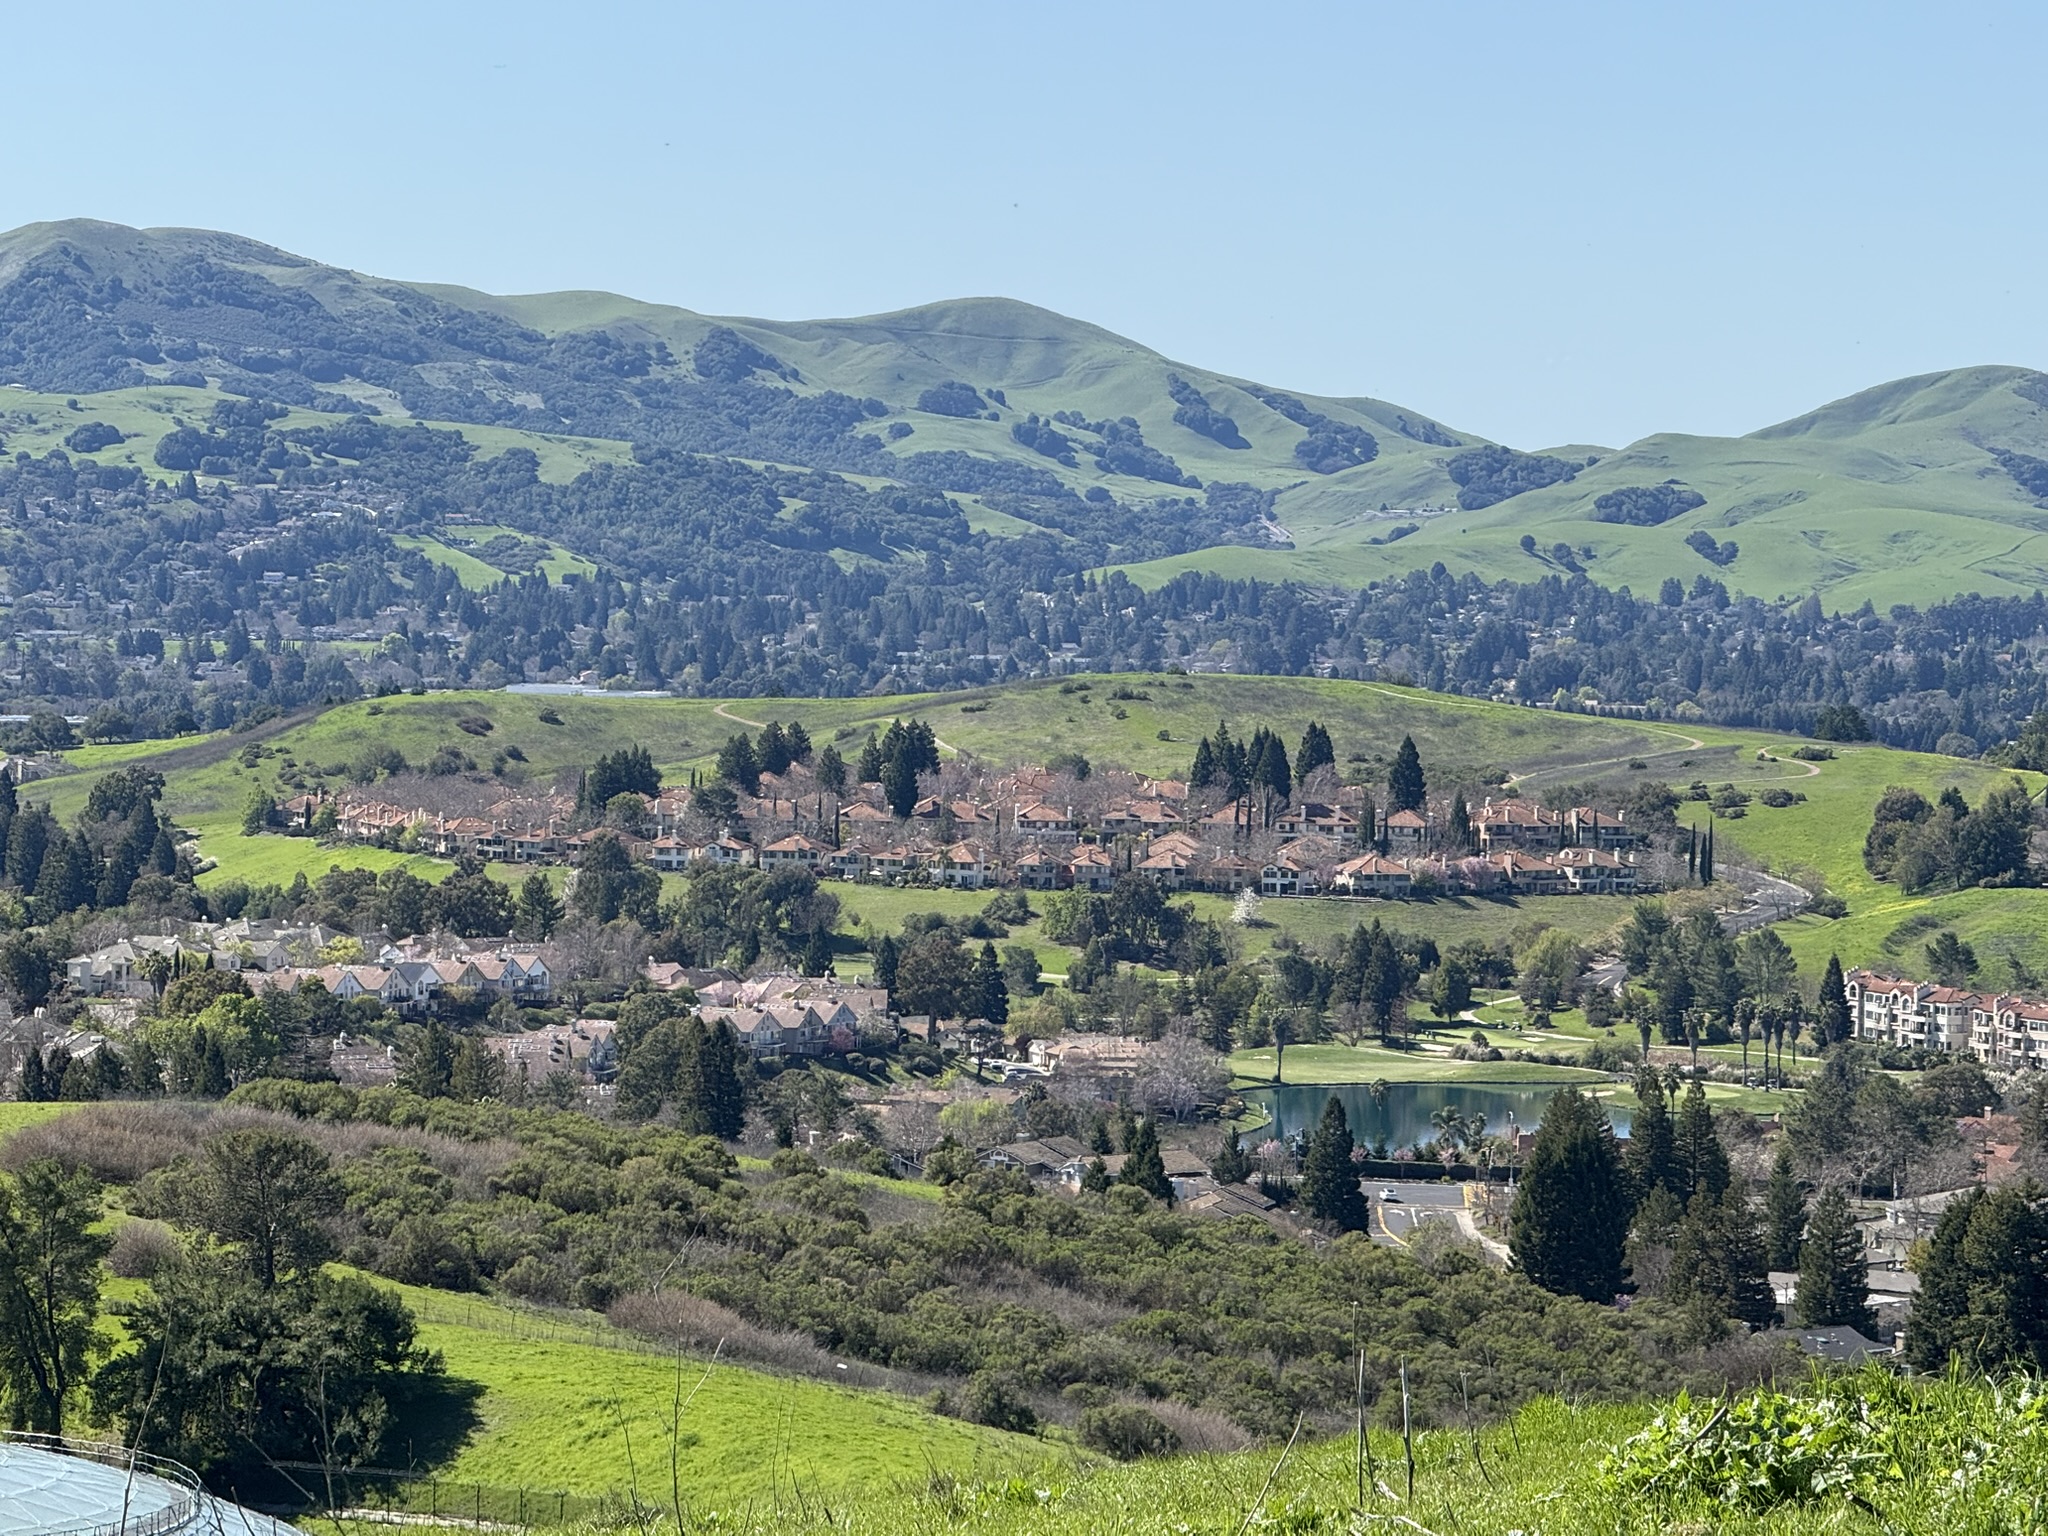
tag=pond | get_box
[1245,1079,1632,1154]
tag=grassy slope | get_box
[25,674,2048,978]
[385,1284,1041,1507]
[316,1384,2008,1536]
[1116,366,2048,609]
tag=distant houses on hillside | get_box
[264,772,1645,904]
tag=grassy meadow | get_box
[378,1283,1043,1510]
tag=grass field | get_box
[307,1374,2038,1536]
[381,1283,1043,1508]
[1226,1041,1605,1087]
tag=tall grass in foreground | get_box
[308,1369,2048,1536]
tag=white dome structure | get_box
[0,1435,295,1536]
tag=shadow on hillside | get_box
[385,1368,489,1471]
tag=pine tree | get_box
[401,1021,456,1098]
[1621,1064,1677,1201]
[857,729,883,784]
[1080,1156,1111,1193]
[1211,1129,1251,1185]
[1189,736,1219,789]
[1448,792,1473,853]
[801,927,835,978]
[716,734,762,796]
[1295,721,1334,781]
[1763,1145,1806,1271]
[970,941,1008,1026]
[872,933,900,991]
[1796,1186,1874,1332]
[1670,1188,1774,1333]
[1299,1096,1367,1230]
[1510,1088,1632,1301]
[1387,736,1426,814]
[450,1035,505,1102]
[516,872,564,941]
[1672,1079,1730,1200]
[1817,954,1851,1045]
[756,721,792,776]
[1907,1183,2048,1372]
[1117,1116,1173,1204]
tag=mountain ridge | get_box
[2,218,2047,606]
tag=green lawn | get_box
[0,1102,83,1142]
[1227,1041,1608,1088]
[385,1283,1043,1507]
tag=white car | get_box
[1377,1188,1400,1202]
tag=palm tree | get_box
[139,949,172,1001]
[1430,1104,1467,1157]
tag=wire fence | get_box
[284,1464,618,1528]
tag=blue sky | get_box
[4,2,2041,448]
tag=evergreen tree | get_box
[801,927,835,978]
[970,941,1008,1026]
[1672,1079,1730,1200]
[1699,823,1715,884]
[1796,1186,1874,1333]
[449,1035,505,1102]
[715,734,762,796]
[1621,1064,1677,1201]
[1295,721,1334,781]
[816,743,847,794]
[1211,1129,1251,1185]
[515,872,564,941]
[1669,1188,1774,1334]
[1211,722,1247,798]
[1907,1182,2048,1372]
[195,1036,231,1099]
[1763,1144,1805,1270]
[400,1021,456,1099]
[1080,1156,1111,1193]
[1299,1096,1367,1230]
[856,729,884,784]
[872,933,900,991]
[1510,1088,1631,1301]
[1816,954,1851,1046]
[784,721,812,764]
[0,1159,113,1433]
[18,1049,47,1104]
[683,1021,748,1140]
[1387,736,1426,814]
[1188,736,1219,790]
[756,721,792,776]
[1117,1116,1173,1204]
[1448,792,1473,852]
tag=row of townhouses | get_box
[66,920,552,1011]
[1847,969,2048,1070]
[280,774,1644,899]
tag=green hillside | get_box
[1119,367,2048,608]
[26,673,2048,980]
[6,219,2048,605]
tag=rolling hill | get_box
[2,219,2047,604]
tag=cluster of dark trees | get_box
[0,765,187,939]
[1590,482,1707,526]
[1863,780,2036,893]
[1166,374,1249,450]
[1445,446,1586,510]
[1244,387,1380,474]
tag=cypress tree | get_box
[1300,1096,1368,1230]
[1448,792,1472,853]
[1763,1144,1806,1270]
[1387,736,1426,815]
[19,1047,47,1103]
[1510,1088,1632,1301]
[1117,1116,1173,1204]
[801,927,835,978]
[1699,824,1714,884]
[1796,1186,1874,1333]
[971,941,1008,1026]
[1189,736,1219,789]
[686,1021,748,1141]
[872,934,900,991]
[1817,954,1851,1045]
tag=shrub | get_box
[107,1218,181,1279]
[1078,1403,1180,1460]
[959,1370,1037,1434]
